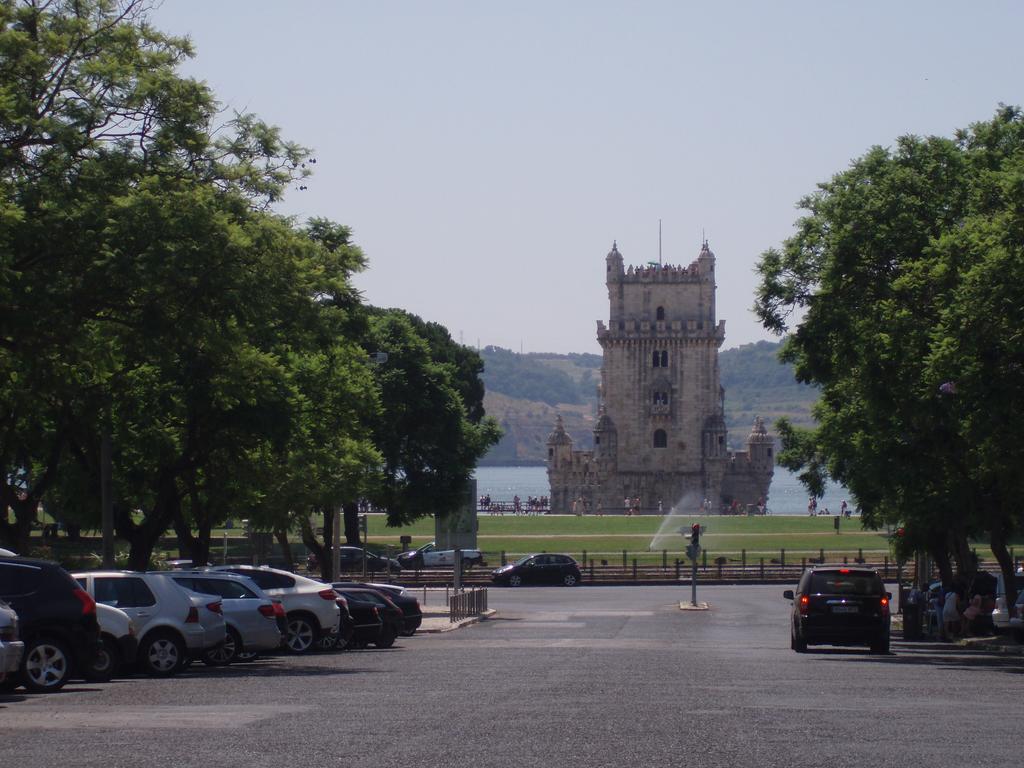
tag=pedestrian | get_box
[624,497,631,516]
[943,588,962,638]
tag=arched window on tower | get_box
[660,350,668,367]
[653,429,667,448]
[652,351,660,367]
[656,306,665,321]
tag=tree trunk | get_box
[343,501,361,546]
[299,512,326,578]
[118,470,180,571]
[274,526,294,571]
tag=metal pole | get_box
[691,555,698,607]
[101,424,114,569]
[331,505,341,582]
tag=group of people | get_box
[909,579,997,639]
[481,494,549,515]
[807,498,854,518]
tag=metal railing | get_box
[449,587,488,622]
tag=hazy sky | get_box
[152,1,1023,354]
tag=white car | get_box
[397,542,485,569]
[88,603,137,681]
[991,569,1024,631]
[210,566,340,654]
[1007,591,1024,641]
[74,571,224,677]
[0,599,25,684]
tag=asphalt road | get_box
[1,584,1019,768]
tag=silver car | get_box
[209,566,340,654]
[152,571,284,665]
[74,571,225,676]
[0,598,25,684]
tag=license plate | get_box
[832,605,858,614]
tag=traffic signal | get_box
[691,523,700,548]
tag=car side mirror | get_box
[783,590,794,600]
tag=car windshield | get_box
[808,572,882,596]
[514,555,535,566]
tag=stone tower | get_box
[547,241,773,514]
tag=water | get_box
[473,465,851,516]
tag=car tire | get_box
[791,626,807,653]
[139,630,185,677]
[374,624,397,649]
[203,627,241,666]
[400,627,416,637]
[85,636,120,682]
[508,575,523,587]
[562,573,578,586]
[285,613,317,654]
[869,634,890,654]
[22,635,73,693]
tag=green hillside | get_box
[479,340,816,464]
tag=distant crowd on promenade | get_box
[476,495,769,516]
[479,494,549,515]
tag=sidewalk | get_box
[418,608,496,633]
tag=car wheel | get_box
[85,636,120,682]
[400,627,416,637]
[22,636,73,693]
[315,632,339,652]
[562,573,578,586]
[203,627,240,666]
[139,630,185,677]
[508,574,523,587]
[869,634,890,654]
[374,624,397,649]
[791,626,807,653]
[285,614,317,654]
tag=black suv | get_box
[0,556,101,692]
[492,553,582,587]
[784,566,891,654]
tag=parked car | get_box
[1,556,101,692]
[333,588,403,648]
[74,570,224,677]
[336,546,402,574]
[88,603,138,681]
[492,554,581,587]
[315,595,356,651]
[0,598,25,685]
[209,566,340,654]
[991,569,1024,631]
[397,542,484,569]
[333,581,422,636]
[151,571,285,665]
[784,566,891,654]
[1006,591,1024,641]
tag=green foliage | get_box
[754,105,1024,594]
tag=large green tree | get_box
[755,106,1024,611]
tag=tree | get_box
[754,106,1024,612]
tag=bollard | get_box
[820,548,824,563]
[781,548,786,568]
[662,550,668,570]
[622,550,627,570]
[717,559,723,579]
[589,562,594,581]
[582,550,587,567]
[858,548,863,563]
[632,559,637,579]
[501,550,507,566]
[760,558,765,579]
[702,549,707,570]
[675,559,681,579]
[884,556,889,578]
[801,557,806,572]
[742,549,746,569]
[843,555,848,565]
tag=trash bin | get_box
[903,601,923,641]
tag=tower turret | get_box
[747,415,774,471]
[546,414,574,469]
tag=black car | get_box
[334,588,403,648]
[784,566,891,654]
[333,582,422,636]
[336,547,402,574]
[491,554,582,587]
[330,590,382,648]
[0,556,102,692]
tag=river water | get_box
[473,465,851,516]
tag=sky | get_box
[151,1,1024,354]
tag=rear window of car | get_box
[177,577,256,600]
[228,570,294,590]
[808,572,883,596]
[95,576,157,608]
[0,562,42,596]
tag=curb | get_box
[417,609,496,634]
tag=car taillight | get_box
[880,596,890,617]
[73,587,96,616]
[318,588,336,600]
[258,604,276,618]
[799,595,810,616]
[273,602,285,618]
[185,606,199,623]
[207,601,222,615]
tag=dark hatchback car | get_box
[337,547,402,574]
[334,588,403,648]
[334,581,423,636]
[784,566,891,654]
[0,556,101,692]
[492,554,582,587]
